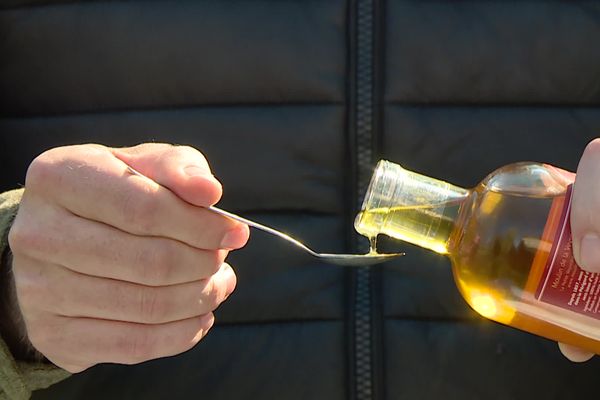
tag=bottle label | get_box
[533,184,600,319]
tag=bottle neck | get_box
[355,161,469,254]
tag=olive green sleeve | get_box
[0,189,71,400]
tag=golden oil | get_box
[355,160,600,354]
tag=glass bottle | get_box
[355,160,600,353]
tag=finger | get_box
[19,259,235,324]
[13,204,227,286]
[35,313,215,371]
[111,143,222,207]
[25,145,249,250]
[541,164,575,187]
[558,342,595,363]
[571,139,600,273]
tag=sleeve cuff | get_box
[0,189,71,399]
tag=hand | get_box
[7,143,249,372]
[558,138,600,362]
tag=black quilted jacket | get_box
[1,0,599,399]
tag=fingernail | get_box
[579,233,600,273]
[184,165,211,178]
[220,225,250,249]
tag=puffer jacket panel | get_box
[0,0,345,115]
[384,1,600,104]
[1,0,600,399]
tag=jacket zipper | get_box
[354,0,374,398]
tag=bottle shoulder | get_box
[480,162,573,198]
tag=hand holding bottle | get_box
[559,139,600,362]
[357,142,600,362]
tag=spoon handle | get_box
[207,206,317,256]
[125,165,316,255]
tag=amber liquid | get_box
[355,182,600,353]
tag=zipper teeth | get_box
[355,0,373,398]
[354,267,372,399]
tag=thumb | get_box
[570,139,600,273]
[111,143,223,207]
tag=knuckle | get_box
[138,286,167,324]
[203,278,224,311]
[170,144,200,158]
[7,221,31,255]
[12,265,47,312]
[135,241,175,285]
[168,145,210,168]
[132,142,172,153]
[8,211,56,257]
[151,241,176,283]
[19,266,72,317]
[25,145,109,192]
[25,152,60,190]
[14,277,41,311]
[119,186,158,233]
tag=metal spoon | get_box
[126,166,403,266]
[207,206,404,267]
